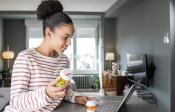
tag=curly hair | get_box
[37,0,73,36]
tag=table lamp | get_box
[105,52,115,71]
[2,45,14,70]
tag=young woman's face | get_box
[48,24,74,53]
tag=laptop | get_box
[96,83,137,112]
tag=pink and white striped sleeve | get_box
[10,52,52,112]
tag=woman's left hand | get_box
[75,96,99,106]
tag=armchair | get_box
[0,88,10,111]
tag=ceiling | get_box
[0,0,118,12]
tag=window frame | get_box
[73,25,99,74]
[25,18,100,74]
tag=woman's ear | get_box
[45,27,54,39]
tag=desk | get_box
[53,96,157,112]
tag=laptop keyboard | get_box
[96,101,121,112]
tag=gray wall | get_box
[115,0,170,112]
[170,0,175,111]
[3,19,26,59]
[0,18,3,69]
[103,18,116,70]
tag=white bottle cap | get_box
[86,100,97,107]
[60,68,73,81]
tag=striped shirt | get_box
[6,49,78,112]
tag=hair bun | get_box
[37,0,63,20]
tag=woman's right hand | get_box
[45,76,70,99]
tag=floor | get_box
[76,89,103,96]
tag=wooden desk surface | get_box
[53,96,157,112]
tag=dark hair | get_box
[37,0,73,36]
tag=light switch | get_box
[164,32,170,44]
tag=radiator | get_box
[73,74,97,89]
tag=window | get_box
[28,28,43,48]
[76,28,97,70]
[25,19,99,74]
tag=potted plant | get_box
[95,79,100,89]
[0,68,11,79]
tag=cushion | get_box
[0,96,6,111]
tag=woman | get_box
[5,0,98,112]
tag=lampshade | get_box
[105,52,115,60]
[2,51,14,59]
